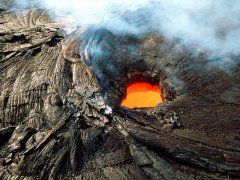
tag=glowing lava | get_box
[121,82,164,108]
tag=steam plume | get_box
[15,0,240,56]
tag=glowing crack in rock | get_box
[121,82,164,108]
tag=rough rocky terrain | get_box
[0,2,240,180]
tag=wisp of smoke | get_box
[15,0,240,57]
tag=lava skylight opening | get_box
[121,82,164,109]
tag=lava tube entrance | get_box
[121,82,164,108]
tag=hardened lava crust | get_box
[0,6,240,180]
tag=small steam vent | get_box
[121,81,164,109]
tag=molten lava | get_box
[121,82,164,108]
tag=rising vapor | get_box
[15,0,240,56]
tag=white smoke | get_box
[15,0,240,57]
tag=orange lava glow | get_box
[121,82,164,108]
